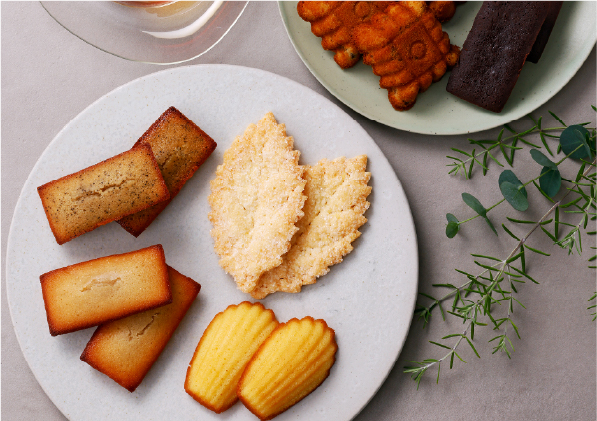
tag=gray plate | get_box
[6,65,418,421]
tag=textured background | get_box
[2,2,596,420]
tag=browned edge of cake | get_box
[237,316,338,421]
[80,265,200,392]
[37,143,170,245]
[40,245,171,336]
[117,106,217,237]
[184,301,277,414]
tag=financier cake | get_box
[208,112,306,293]
[37,143,169,245]
[40,245,171,336]
[80,266,200,392]
[352,1,460,111]
[185,302,279,413]
[251,155,371,299]
[118,106,217,237]
[237,317,338,421]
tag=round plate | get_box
[41,1,247,65]
[6,65,418,421]
[279,1,597,135]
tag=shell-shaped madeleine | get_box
[184,302,279,414]
[238,317,338,420]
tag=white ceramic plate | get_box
[6,65,418,421]
[279,1,597,135]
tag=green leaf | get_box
[446,213,458,223]
[462,193,487,217]
[446,222,459,238]
[498,170,527,198]
[484,216,498,236]
[560,125,592,159]
[539,166,562,198]
[500,181,529,211]
[445,214,459,238]
[530,149,557,170]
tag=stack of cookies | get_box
[208,112,372,299]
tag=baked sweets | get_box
[40,245,171,336]
[37,143,169,245]
[527,1,563,63]
[251,155,371,299]
[185,302,279,413]
[118,107,217,237]
[352,1,460,111]
[426,1,456,22]
[297,1,389,68]
[237,317,338,421]
[208,113,306,293]
[80,266,200,392]
[446,2,551,112]
[297,2,458,69]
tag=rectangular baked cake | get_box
[40,245,171,336]
[38,143,170,244]
[446,1,551,113]
[117,107,217,237]
[80,266,201,392]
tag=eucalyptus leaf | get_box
[462,193,486,217]
[539,166,561,198]
[498,170,527,198]
[529,149,557,170]
[560,125,592,159]
[484,216,498,235]
[446,222,459,238]
[500,181,529,211]
[446,213,459,224]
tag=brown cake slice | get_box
[118,107,217,237]
[80,266,200,392]
[527,1,563,63]
[37,143,170,245]
[352,1,460,111]
[40,245,171,336]
[446,2,551,112]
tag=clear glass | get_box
[40,1,248,65]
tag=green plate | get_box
[279,1,596,135]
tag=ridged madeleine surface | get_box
[184,302,279,414]
[238,317,337,421]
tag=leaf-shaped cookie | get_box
[208,113,307,293]
[251,155,371,299]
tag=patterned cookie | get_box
[352,1,460,111]
[251,155,371,299]
[185,302,279,413]
[297,1,390,68]
[208,113,307,293]
[238,317,338,421]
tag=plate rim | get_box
[278,1,597,135]
[5,63,420,421]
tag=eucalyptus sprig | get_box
[447,108,596,179]
[406,108,596,388]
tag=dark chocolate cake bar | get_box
[446,2,550,113]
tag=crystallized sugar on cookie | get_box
[251,155,371,299]
[208,113,307,293]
